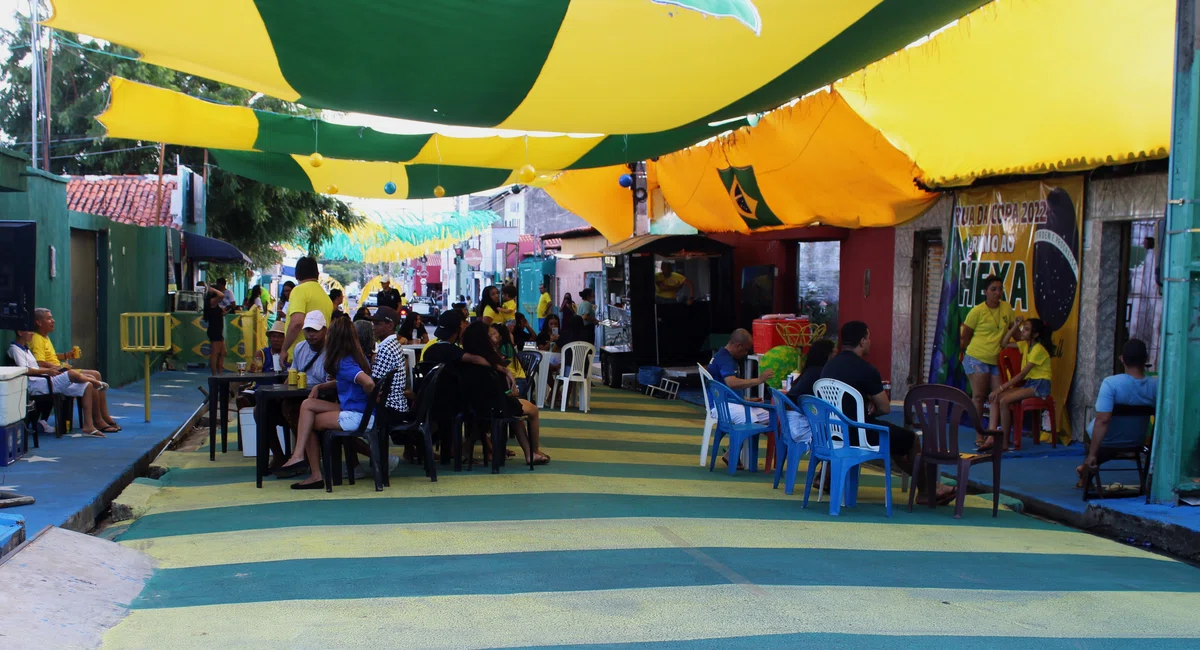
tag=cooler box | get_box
[238,407,287,458]
[751,315,810,354]
[1,420,25,466]
[0,367,28,428]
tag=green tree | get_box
[0,10,359,266]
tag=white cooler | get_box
[238,407,287,457]
[0,367,29,427]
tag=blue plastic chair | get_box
[769,388,811,495]
[706,381,773,475]
[798,396,893,517]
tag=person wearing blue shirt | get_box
[706,329,773,468]
[1081,338,1158,479]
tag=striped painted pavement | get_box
[101,386,1200,648]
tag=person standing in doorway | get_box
[536,283,552,331]
[959,275,1015,449]
[280,257,334,364]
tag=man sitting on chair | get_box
[1077,338,1157,486]
[707,328,773,467]
[821,321,954,503]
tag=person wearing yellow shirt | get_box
[988,317,1054,451]
[958,275,1014,447]
[477,285,503,325]
[535,283,552,330]
[654,261,694,303]
[499,285,519,326]
[280,257,334,363]
[29,307,120,432]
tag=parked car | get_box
[412,300,440,321]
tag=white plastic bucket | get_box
[238,407,287,457]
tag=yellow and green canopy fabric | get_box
[834,0,1174,188]
[647,89,937,233]
[317,210,498,263]
[97,77,747,173]
[543,166,636,243]
[47,0,988,133]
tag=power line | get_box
[49,144,158,161]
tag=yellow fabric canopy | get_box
[835,0,1174,188]
[649,89,938,233]
[543,166,635,242]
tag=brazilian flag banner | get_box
[717,165,783,229]
[928,177,1084,438]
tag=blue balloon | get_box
[384,181,397,195]
[618,173,633,188]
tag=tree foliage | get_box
[0,10,359,266]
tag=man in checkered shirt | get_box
[370,307,412,415]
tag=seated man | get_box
[30,308,109,390]
[274,311,332,478]
[1077,338,1158,485]
[820,321,954,503]
[9,329,112,436]
[707,328,773,468]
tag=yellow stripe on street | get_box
[103,585,1200,649]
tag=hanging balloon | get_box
[433,185,446,198]
[326,184,338,194]
[384,181,397,195]
[309,152,324,167]
[618,173,633,188]
[517,164,537,184]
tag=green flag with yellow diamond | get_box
[717,165,782,229]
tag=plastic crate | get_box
[0,367,28,428]
[1,420,25,467]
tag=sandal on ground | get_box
[81,430,106,438]
[105,423,122,432]
[290,480,324,490]
[976,442,994,453]
[936,489,958,506]
[719,454,746,471]
[100,426,120,434]
[532,452,551,465]
[505,449,516,458]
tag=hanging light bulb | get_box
[384,181,397,195]
[309,152,324,167]
[433,185,446,198]
[326,184,338,194]
[517,164,536,184]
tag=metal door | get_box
[69,228,100,372]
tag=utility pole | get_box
[1152,0,1200,504]
[28,0,40,170]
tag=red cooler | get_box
[751,315,810,354]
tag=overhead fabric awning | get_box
[46,0,988,133]
[834,0,1173,188]
[317,210,499,263]
[183,232,252,264]
[97,77,748,172]
[207,150,535,200]
[542,166,634,243]
[648,89,937,232]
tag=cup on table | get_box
[296,373,307,390]
[237,362,247,375]
[287,368,298,386]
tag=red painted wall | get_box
[838,227,896,382]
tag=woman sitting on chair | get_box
[987,317,1054,452]
[460,321,549,465]
[277,317,376,489]
[492,324,529,398]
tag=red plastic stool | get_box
[1011,396,1057,449]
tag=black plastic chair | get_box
[384,364,445,483]
[319,370,393,493]
[904,384,1003,518]
[454,408,530,474]
[1082,404,1153,501]
[516,351,542,400]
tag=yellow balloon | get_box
[326,184,338,194]
[433,185,446,198]
[517,164,536,184]
[309,152,324,168]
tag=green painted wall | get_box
[0,161,169,387]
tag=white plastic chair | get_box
[645,378,679,400]
[813,378,911,500]
[697,364,717,466]
[557,341,595,413]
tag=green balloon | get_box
[758,345,799,389]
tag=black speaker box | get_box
[0,221,36,331]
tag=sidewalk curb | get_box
[60,406,205,534]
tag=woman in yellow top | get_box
[477,285,503,325]
[987,316,1054,451]
[490,323,530,399]
[958,276,1014,447]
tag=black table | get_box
[207,372,287,461]
[253,384,311,487]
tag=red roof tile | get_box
[65,175,179,229]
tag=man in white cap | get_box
[275,310,331,478]
[377,276,402,311]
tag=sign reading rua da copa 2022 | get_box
[929,177,1083,437]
